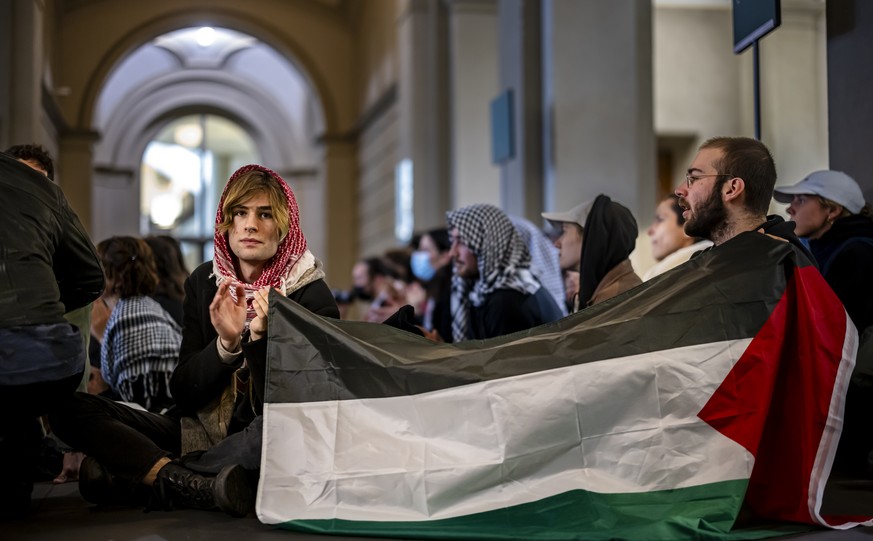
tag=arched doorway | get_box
[141,113,259,268]
[90,26,326,266]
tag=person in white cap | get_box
[775,169,873,478]
[774,170,873,331]
[542,195,641,312]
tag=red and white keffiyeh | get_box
[211,164,316,324]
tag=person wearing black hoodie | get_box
[543,195,642,313]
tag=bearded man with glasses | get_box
[674,136,812,257]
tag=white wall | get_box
[449,0,501,209]
[654,2,828,202]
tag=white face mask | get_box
[411,250,436,282]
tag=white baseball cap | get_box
[773,170,866,214]
[541,199,594,229]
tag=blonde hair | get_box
[815,195,853,219]
[216,170,290,241]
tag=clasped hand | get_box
[209,283,275,350]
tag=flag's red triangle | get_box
[698,266,848,524]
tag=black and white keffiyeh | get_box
[511,216,568,317]
[102,296,182,411]
[446,204,541,342]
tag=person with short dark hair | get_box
[5,143,54,180]
[0,152,103,518]
[674,136,807,251]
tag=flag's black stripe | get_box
[266,233,809,403]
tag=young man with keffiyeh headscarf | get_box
[446,204,564,341]
[50,165,338,517]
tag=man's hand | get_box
[419,327,443,342]
[756,227,789,243]
[249,287,272,341]
[210,281,246,351]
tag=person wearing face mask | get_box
[411,228,454,342]
[643,195,712,281]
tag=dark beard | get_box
[684,187,728,241]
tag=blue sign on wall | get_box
[491,89,514,164]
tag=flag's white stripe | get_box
[258,339,754,524]
[808,317,873,528]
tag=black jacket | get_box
[170,261,339,431]
[469,287,563,340]
[0,152,104,327]
[810,215,873,332]
[758,215,816,264]
[578,195,639,309]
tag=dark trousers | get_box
[0,371,83,518]
[184,415,263,474]
[49,392,180,491]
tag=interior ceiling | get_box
[59,0,346,14]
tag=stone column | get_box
[397,0,450,234]
[827,0,873,202]
[497,0,543,222]
[541,0,654,225]
[320,136,358,288]
[58,129,99,233]
[447,0,500,209]
[6,0,43,146]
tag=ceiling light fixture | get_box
[196,26,216,47]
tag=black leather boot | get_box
[152,462,254,517]
[78,456,149,506]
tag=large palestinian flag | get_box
[257,232,870,540]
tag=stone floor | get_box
[3,476,873,541]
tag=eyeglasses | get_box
[684,173,731,188]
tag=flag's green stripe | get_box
[270,480,811,541]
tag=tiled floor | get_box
[4,477,873,541]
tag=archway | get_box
[90,26,327,265]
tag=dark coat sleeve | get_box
[54,198,104,312]
[825,244,873,332]
[170,263,241,414]
[170,268,340,415]
[477,290,540,339]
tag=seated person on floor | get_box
[643,194,713,281]
[50,164,339,517]
[543,195,642,312]
[96,236,182,412]
[445,203,564,341]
